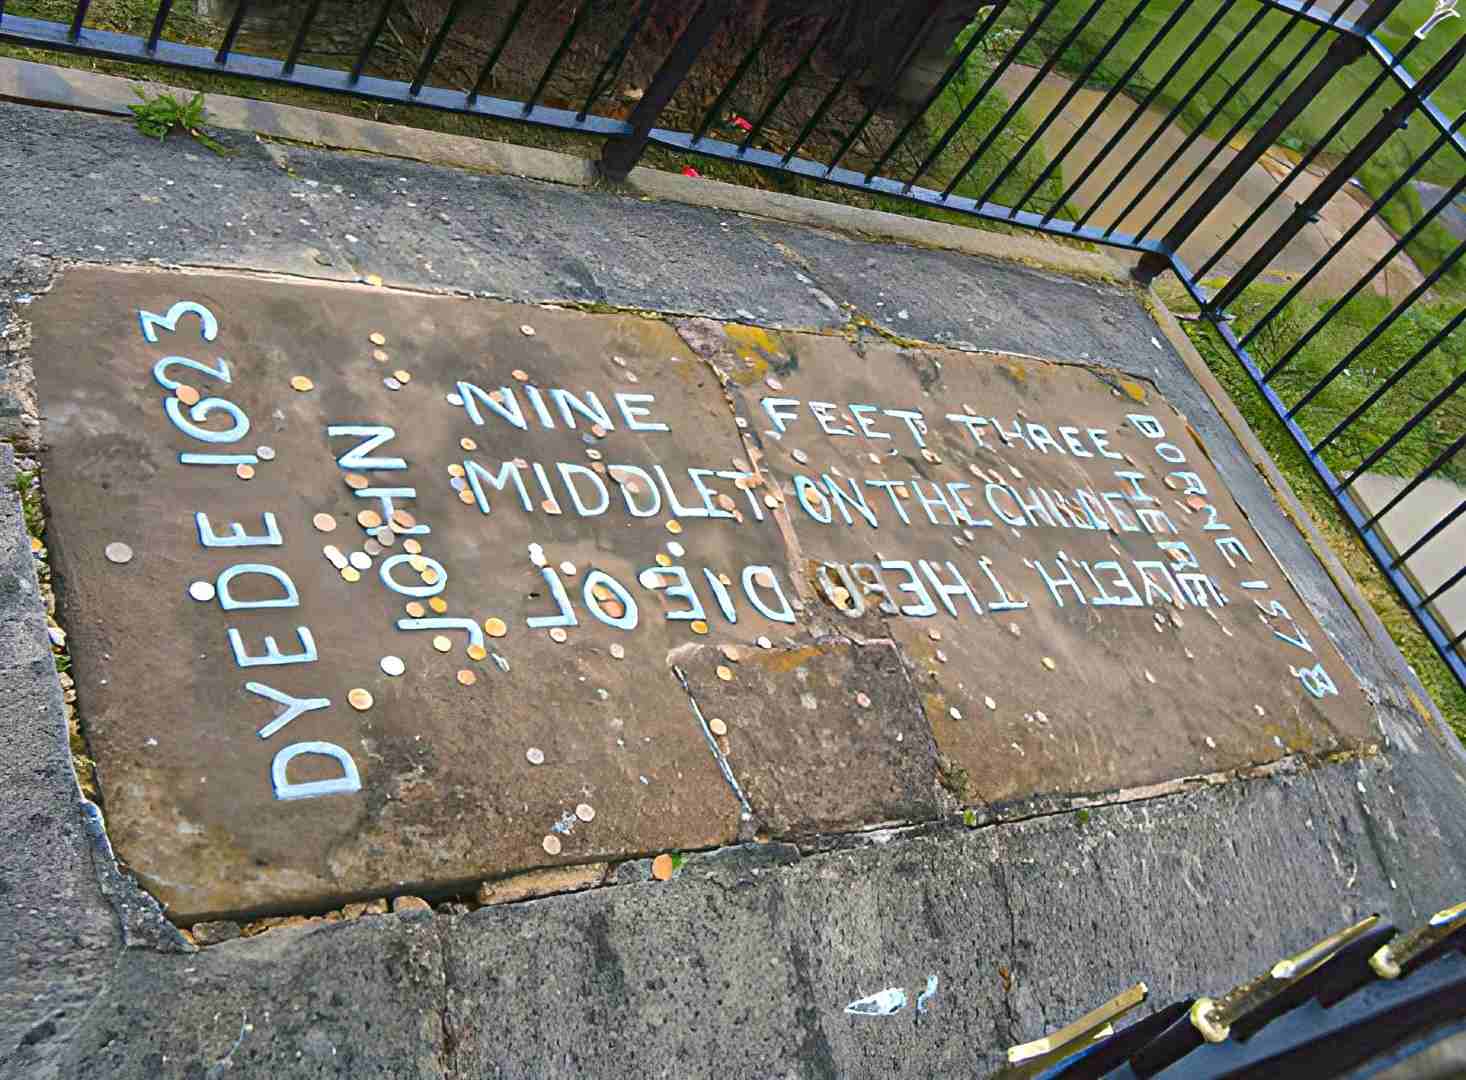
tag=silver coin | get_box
[256,445,277,461]
[384,377,402,391]
[104,542,133,564]
[374,527,396,546]
[667,541,685,558]
[349,551,372,571]
[380,655,406,677]
[363,539,383,556]
[525,747,545,765]
[446,392,464,406]
[323,544,348,569]
[188,580,216,602]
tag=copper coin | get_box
[420,569,440,586]
[429,596,448,614]
[405,601,426,618]
[235,464,255,480]
[511,369,529,382]
[484,617,508,638]
[716,494,737,512]
[590,425,607,439]
[312,512,337,533]
[290,375,314,392]
[603,600,625,620]
[691,621,709,636]
[456,669,477,686]
[651,854,674,881]
[467,644,487,661]
[357,510,383,529]
[174,385,200,406]
[348,688,374,711]
[541,499,562,515]
[460,437,478,452]
[549,628,568,644]
[459,489,476,505]
[709,718,728,736]
[391,510,417,529]
[403,539,423,554]
[345,473,369,490]
[666,520,683,535]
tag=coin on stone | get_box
[447,463,466,478]
[403,539,423,555]
[691,621,709,636]
[369,332,387,347]
[766,376,783,391]
[432,635,452,652]
[348,688,374,711]
[341,567,361,583]
[235,464,255,480]
[985,696,997,711]
[485,617,508,638]
[313,512,337,533]
[1041,657,1056,671]
[511,368,529,382]
[457,669,477,686]
[526,747,545,765]
[290,375,314,392]
[104,542,133,564]
[603,599,625,620]
[541,499,561,515]
[559,561,576,577]
[408,555,428,573]
[667,541,685,558]
[349,551,372,571]
[420,568,439,585]
[324,545,348,569]
[380,655,406,677]
[383,378,402,391]
[575,803,595,822]
[174,384,200,406]
[549,628,568,644]
[460,437,478,452]
[655,553,672,568]
[365,273,383,287]
[520,325,536,337]
[458,489,475,505]
[542,834,561,855]
[709,718,728,736]
[949,706,962,721]
[345,472,369,490]
[372,349,389,363]
[666,520,683,535]
[757,636,772,649]
[405,601,426,618]
[716,665,733,681]
[609,643,625,660]
[763,494,780,509]
[392,510,417,530]
[651,854,674,881]
[467,644,487,662]
[928,628,942,642]
[188,580,216,602]
[363,539,383,557]
[357,510,383,529]
[716,494,737,512]
[590,424,607,439]
[856,692,871,709]
[393,369,412,384]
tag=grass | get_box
[1162,281,1466,737]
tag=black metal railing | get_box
[1,0,1462,689]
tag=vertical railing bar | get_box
[903,0,1063,191]
[982,0,1158,213]
[214,0,252,65]
[468,0,532,104]
[1264,171,1466,381]
[68,0,92,42]
[863,0,1012,182]
[1314,307,1466,453]
[282,0,325,77]
[578,0,655,121]
[410,0,469,96]
[146,0,174,54]
[692,19,779,143]
[942,0,1112,200]
[1286,238,1466,418]
[1390,496,1466,571]
[1194,40,1418,280]
[740,17,829,154]
[1240,110,1466,348]
[1028,0,1202,222]
[526,1,594,113]
[824,0,955,176]
[349,0,397,85]
[1352,432,1465,509]
[1338,370,1466,489]
[1130,16,1334,241]
[782,60,866,166]
[1075,1,1270,231]
[1419,563,1466,609]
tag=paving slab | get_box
[31,265,1374,923]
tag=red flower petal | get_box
[681,166,702,178]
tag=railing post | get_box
[600,0,733,182]
[1133,0,1401,289]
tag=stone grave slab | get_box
[32,267,1375,921]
